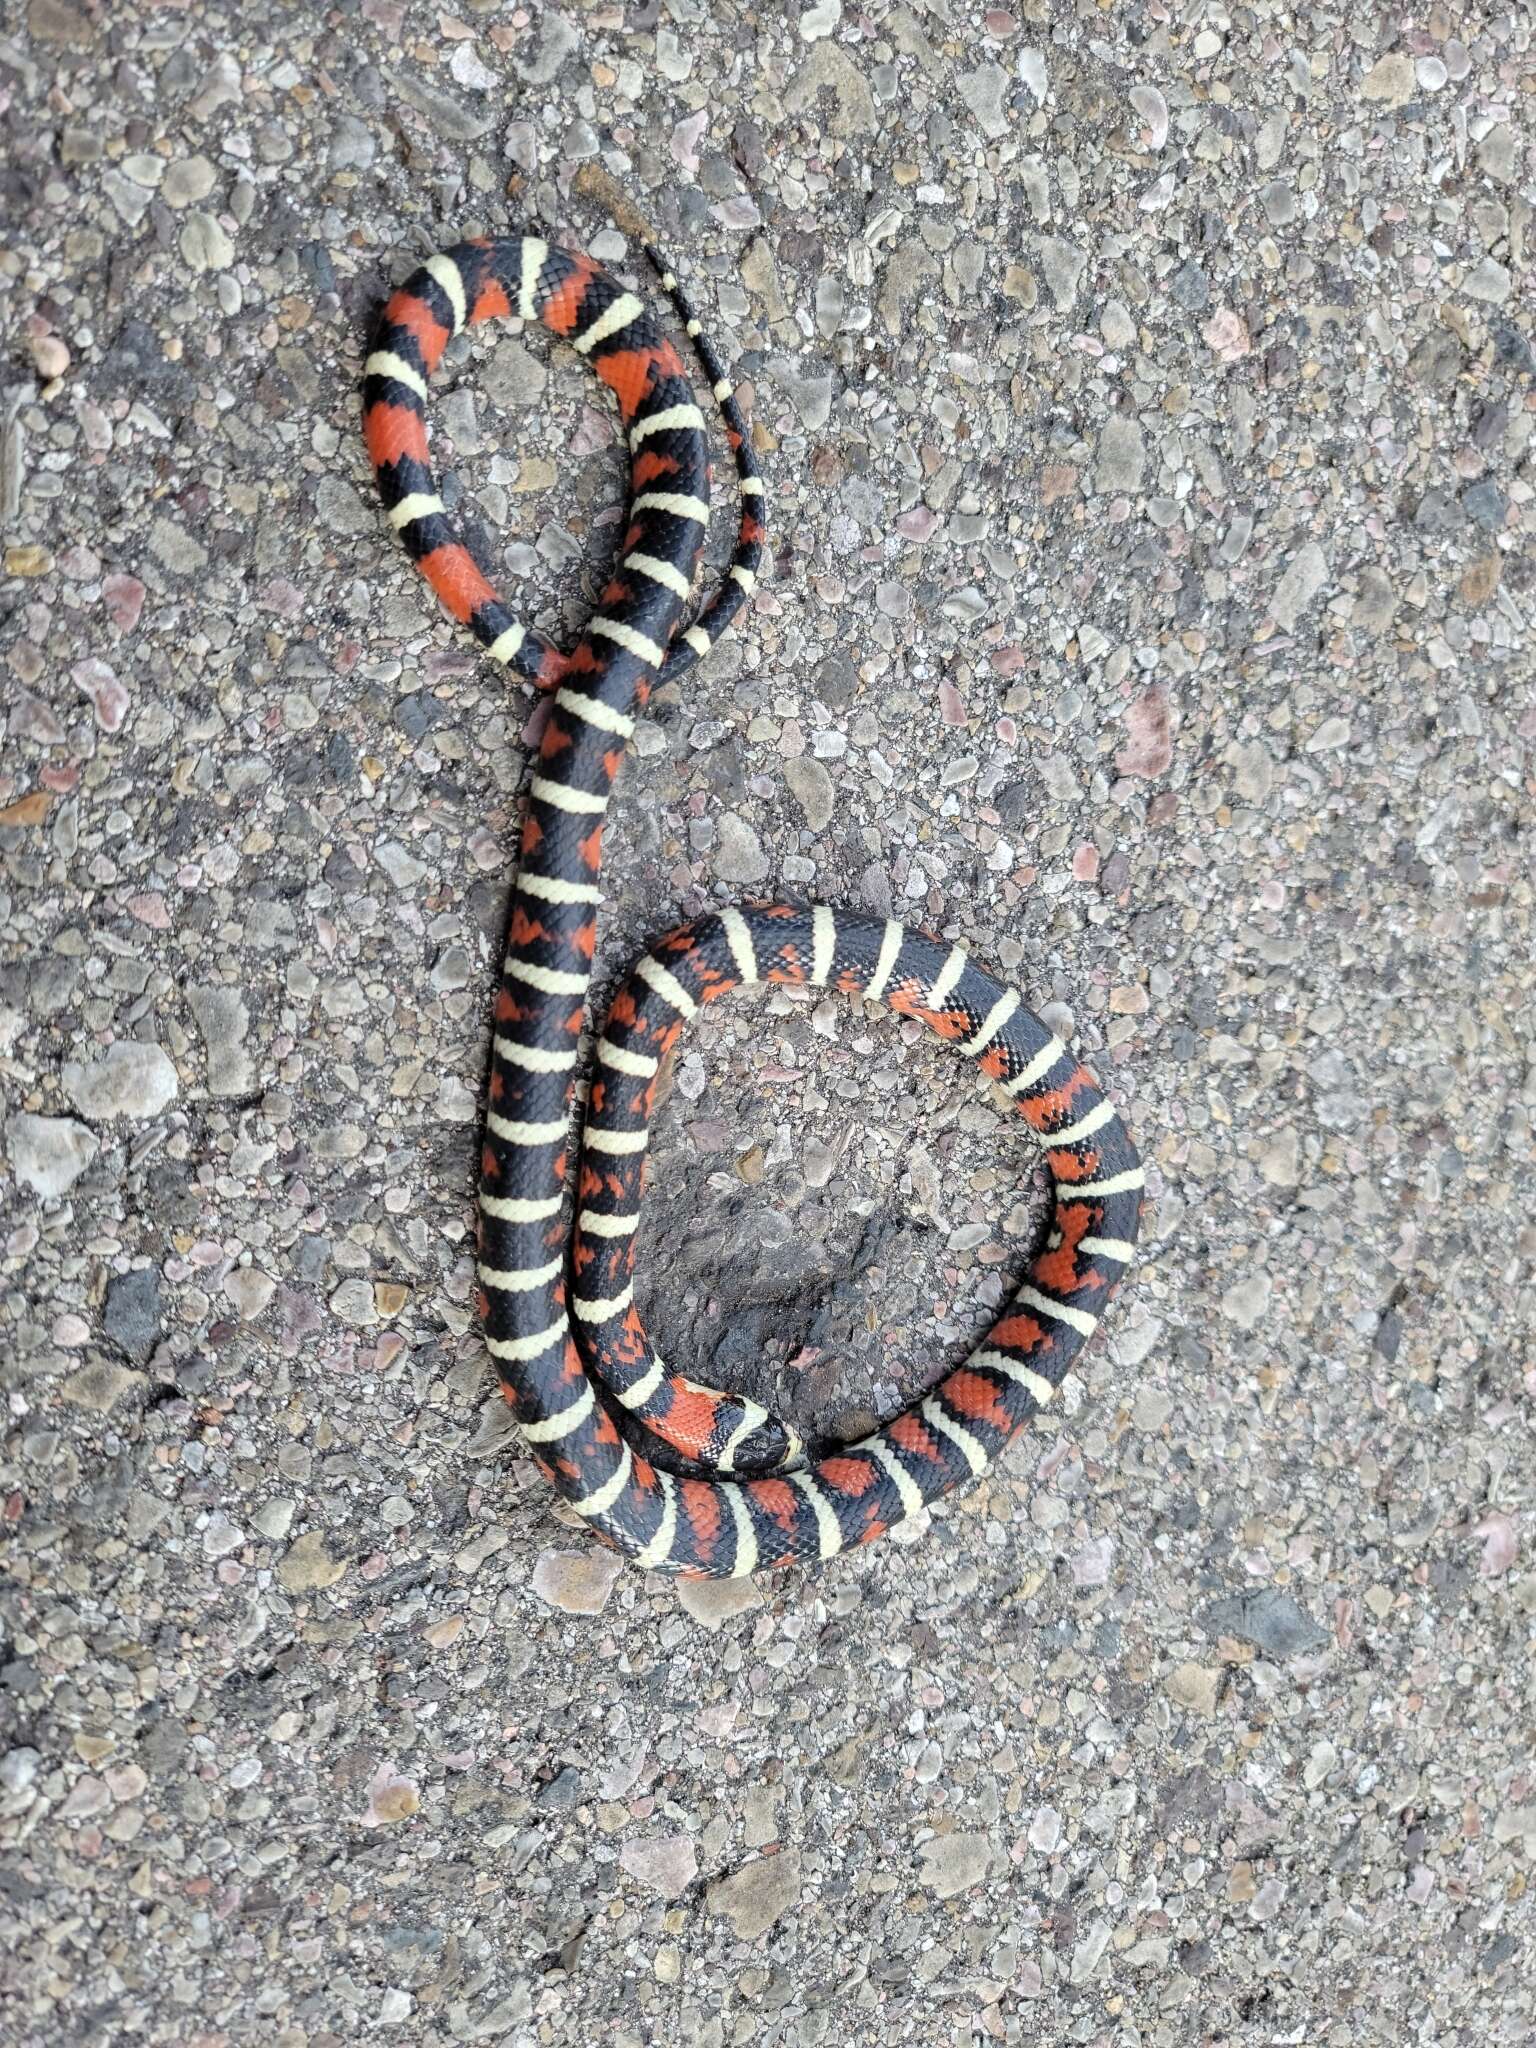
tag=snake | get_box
[362,232,1144,1578]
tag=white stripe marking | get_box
[719,907,758,985]
[590,616,666,669]
[366,349,429,400]
[685,317,700,337]
[624,550,693,600]
[596,1038,658,1078]
[519,871,601,906]
[1013,1285,1099,1338]
[571,1283,634,1323]
[712,377,733,402]
[477,1256,564,1295]
[492,1036,578,1074]
[555,685,635,737]
[1080,1236,1136,1264]
[530,773,607,815]
[682,624,712,656]
[577,1210,640,1238]
[969,1348,1054,1408]
[570,1443,633,1520]
[865,1437,924,1519]
[922,1398,988,1476]
[387,490,444,529]
[518,238,548,323]
[485,1111,570,1147]
[424,253,466,334]
[633,491,710,525]
[480,1192,564,1224]
[714,1407,761,1476]
[1005,1036,1068,1095]
[486,1316,566,1364]
[730,564,757,594]
[505,958,589,996]
[1044,1099,1117,1151]
[810,905,835,987]
[631,1469,677,1569]
[573,290,645,353]
[962,988,1020,1056]
[740,476,764,495]
[486,622,526,666]
[927,946,968,1008]
[520,1383,594,1443]
[1055,1166,1146,1202]
[635,955,698,1019]
[617,1356,666,1409]
[585,1127,650,1155]
[631,403,706,448]
[864,919,905,1003]
[792,1471,843,1561]
[725,1483,759,1577]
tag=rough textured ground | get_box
[3,2,1534,2042]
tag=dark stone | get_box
[1489,320,1535,375]
[732,117,766,179]
[0,953,79,1015]
[324,847,365,890]
[1461,481,1507,533]
[1199,1587,1328,1658]
[393,696,448,745]
[536,1767,584,1812]
[103,1267,163,1359]
[1480,1934,1517,1977]
[1168,261,1210,313]
[324,731,357,784]
[1406,327,1463,391]
[815,654,857,708]
[297,241,336,294]
[1373,1309,1402,1361]
[1413,488,1458,535]
[99,318,194,411]
[1468,399,1508,450]
[996,779,1033,829]
[1157,1766,1219,1832]
[291,1236,332,1286]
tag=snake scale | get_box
[362,233,1144,1578]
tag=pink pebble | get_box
[125,893,171,929]
[71,657,129,732]
[938,678,967,725]
[102,573,145,633]
[1072,843,1100,881]
[1115,684,1174,780]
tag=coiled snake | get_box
[363,234,1144,1578]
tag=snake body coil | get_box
[364,235,1144,1578]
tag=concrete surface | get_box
[2,2,1534,2043]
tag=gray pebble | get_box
[62,1042,178,1122]
[1200,1589,1329,1659]
[713,813,769,884]
[1095,414,1145,494]
[783,756,834,833]
[187,986,254,1097]
[7,1113,98,1200]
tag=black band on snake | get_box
[363,232,1144,1578]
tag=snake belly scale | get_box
[363,233,1145,1578]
